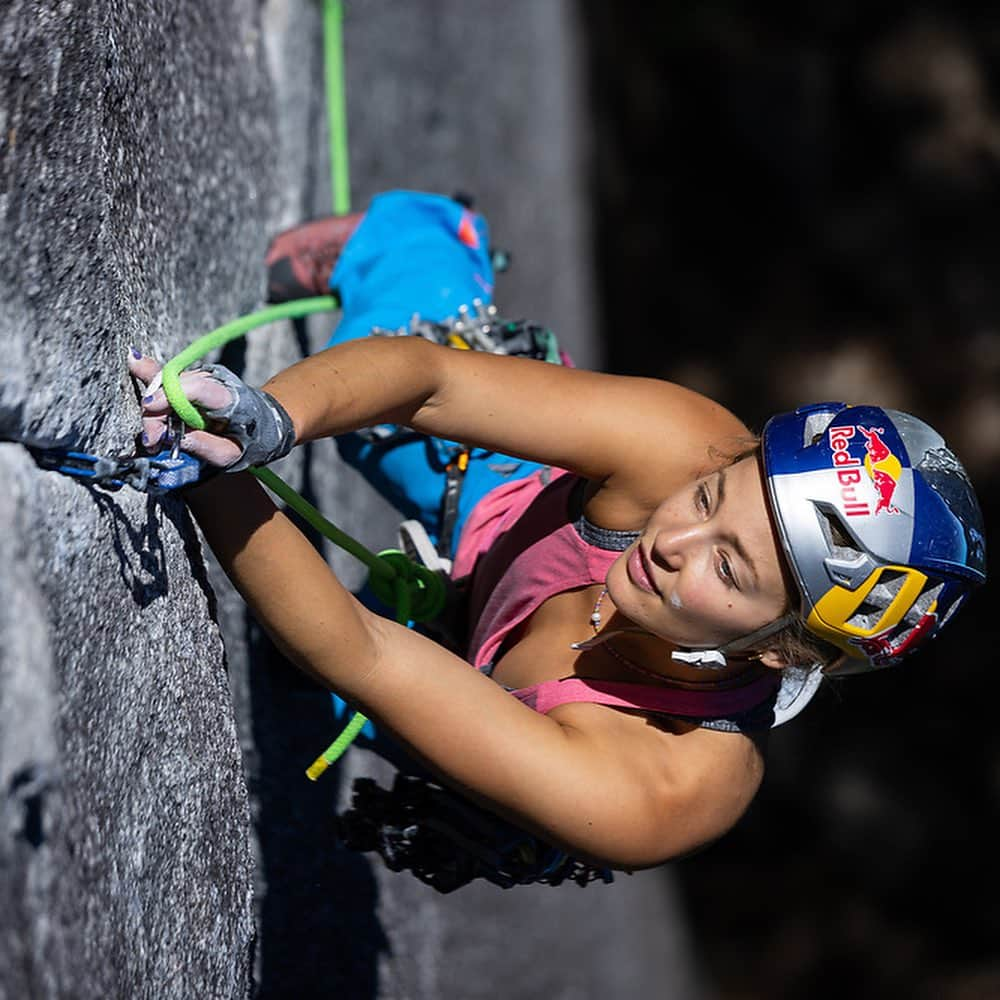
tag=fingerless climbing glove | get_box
[195,363,297,472]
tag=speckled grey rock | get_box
[0,449,254,1000]
[0,0,271,996]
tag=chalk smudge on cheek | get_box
[669,592,684,610]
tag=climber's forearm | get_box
[261,333,752,494]
[186,473,379,682]
[262,336,445,446]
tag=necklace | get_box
[581,588,671,684]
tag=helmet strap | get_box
[670,648,728,669]
[669,613,798,671]
[572,589,799,672]
[719,612,797,655]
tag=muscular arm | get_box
[189,472,764,867]
[264,337,749,504]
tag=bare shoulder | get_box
[650,721,766,860]
[611,376,752,476]
[583,375,757,524]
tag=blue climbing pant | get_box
[325,190,544,553]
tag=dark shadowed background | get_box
[580,3,1000,996]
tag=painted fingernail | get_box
[143,395,154,403]
[131,347,142,359]
[141,431,149,445]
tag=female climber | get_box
[129,191,986,884]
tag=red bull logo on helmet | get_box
[828,425,871,518]
[858,426,902,515]
[828,424,903,517]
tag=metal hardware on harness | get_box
[338,773,615,893]
[439,449,468,561]
[367,299,563,366]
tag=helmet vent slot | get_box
[906,581,943,625]
[802,410,838,447]
[848,600,885,631]
[869,570,907,604]
[847,570,908,631]
[818,507,863,561]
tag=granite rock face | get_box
[2,2,702,998]
[0,1,272,996]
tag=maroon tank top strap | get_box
[510,673,780,718]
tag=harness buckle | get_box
[397,519,452,575]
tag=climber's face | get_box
[605,455,790,652]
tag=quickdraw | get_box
[27,444,206,495]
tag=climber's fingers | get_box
[129,352,240,467]
[127,352,295,472]
[129,352,235,416]
[138,408,242,466]
[140,412,169,450]
[139,369,234,417]
[130,353,167,454]
[173,429,243,467]
[127,352,161,388]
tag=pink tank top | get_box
[453,469,616,670]
[451,469,780,723]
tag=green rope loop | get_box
[368,549,447,623]
[162,297,337,430]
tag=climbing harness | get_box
[359,302,567,562]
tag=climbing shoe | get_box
[264,212,364,302]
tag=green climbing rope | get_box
[160,0,441,781]
[161,297,337,431]
[252,467,391,583]
[323,0,351,216]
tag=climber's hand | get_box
[130,353,243,467]
[128,353,297,471]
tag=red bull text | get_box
[828,425,902,517]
